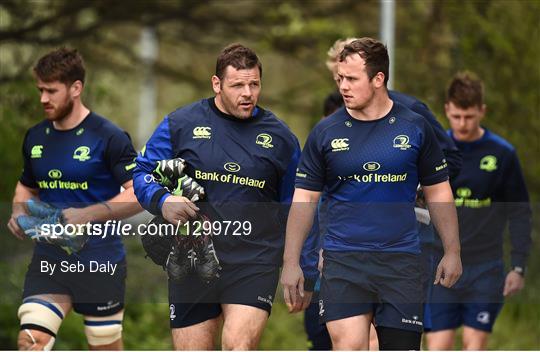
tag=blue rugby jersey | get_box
[389,91,461,179]
[20,112,137,263]
[296,101,448,255]
[301,92,461,284]
[433,128,532,267]
[133,98,301,266]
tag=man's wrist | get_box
[282,256,300,266]
[511,266,525,277]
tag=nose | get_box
[339,78,349,92]
[40,92,49,104]
[458,117,466,128]
[241,85,252,97]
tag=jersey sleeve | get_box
[19,130,38,188]
[278,140,301,204]
[417,120,449,186]
[502,150,532,268]
[133,116,174,215]
[410,101,462,180]
[104,130,138,185]
[295,128,326,191]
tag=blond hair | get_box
[325,37,359,74]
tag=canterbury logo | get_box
[193,126,211,139]
[331,138,349,151]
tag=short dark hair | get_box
[446,71,484,108]
[215,43,262,80]
[323,91,344,116]
[33,47,85,85]
[339,37,389,86]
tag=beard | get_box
[218,93,255,120]
[44,97,74,122]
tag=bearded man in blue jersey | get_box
[281,38,462,350]
[7,48,142,350]
[426,72,532,350]
[133,43,300,350]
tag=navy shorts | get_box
[428,259,504,332]
[22,253,126,316]
[168,264,279,328]
[319,250,424,333]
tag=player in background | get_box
[426,71,532,350]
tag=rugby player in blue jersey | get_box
[301,37,464,350]
[281,38,462,350]
[7,48,142,350]
[133,44,300,350]
[426,72,532,350]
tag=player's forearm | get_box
[283,190,320,265]
[12,182,38,213]
[508,204,533,268]
[88,182,142,222]
[424,181,460,254]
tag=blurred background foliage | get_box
[0,0,539,349]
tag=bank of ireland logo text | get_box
[48,169,62,179]
[363,161,381,171]
[31,145,43,158]
[393,135,411,150]
[224,162,241,173]
[193,126,211,139]
[256,133,274,149]
[331,138,349,152]
[73,146,91,161]
[480,155,497,172]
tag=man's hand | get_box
[281,262,311,313]
[7,207,27,240]
[162,195,199,225]
[8,182,38,239]
[434,251,462,287]
[62,207,96,225]
[503,271,525,297]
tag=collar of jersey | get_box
[207,98,264,123]
[450,126,490,148]
[344,102,395,124]
[48,111,93,133]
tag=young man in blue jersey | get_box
[7,48,141,350]
[426,72,532,350]
[300,38,464,350]
[133,43,300,350]
[281,37,462,350]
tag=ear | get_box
[444,103,451,119]
[479,104,487,120]
[70,80,83,98]
[372,72,385,89]
[211,75,221,95]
